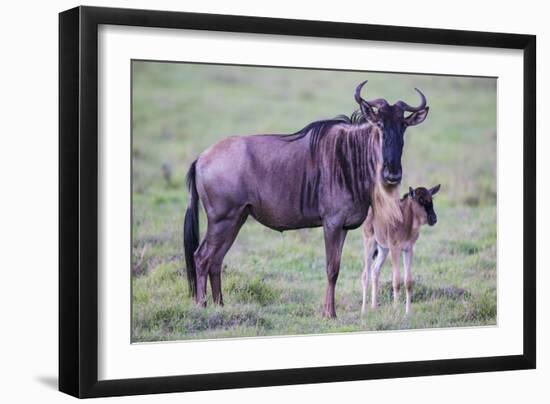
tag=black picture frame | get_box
[59,5,536,398]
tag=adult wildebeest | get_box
[184,80,429,318]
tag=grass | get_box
[131,61,497,342]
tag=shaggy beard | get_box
[372,180,403,228]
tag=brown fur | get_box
[371,182,403,229]
[361,185,439,314]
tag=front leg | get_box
[371,246,388,310]
[322,220,348,318]
[390,248,402,307]
[361,236,377,315]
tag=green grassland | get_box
[131,61,497,342]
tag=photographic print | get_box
[131,61,497,343]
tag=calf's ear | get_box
[409,186,416,198]
[405,107,429,127]
[429,184,441,196]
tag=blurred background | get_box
[131,61,496,342]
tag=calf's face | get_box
[409,185,441,226]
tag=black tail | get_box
[183,160,200,298]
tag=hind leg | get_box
[403,248,414,314]
[193,238,209,306]
[194,211,247,306]
[390,248,402,307]
[208,213,248,305]
[371,246,388,309]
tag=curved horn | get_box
[354,80,369,105]
[396,88,427,112]
[354,80,379,120]
[354,81,389,109]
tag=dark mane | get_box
[349,109,368,124]
[295,110,378,205]
[281,109,368,155]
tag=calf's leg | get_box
[361,237,377,315]
[390,248,402,306]
[371,246,388,309]
[403,248,414,314]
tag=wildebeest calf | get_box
[361,184,440,315]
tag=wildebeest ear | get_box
[429,184,441,196]
[409,186,415,198]
[405,106,429,127]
